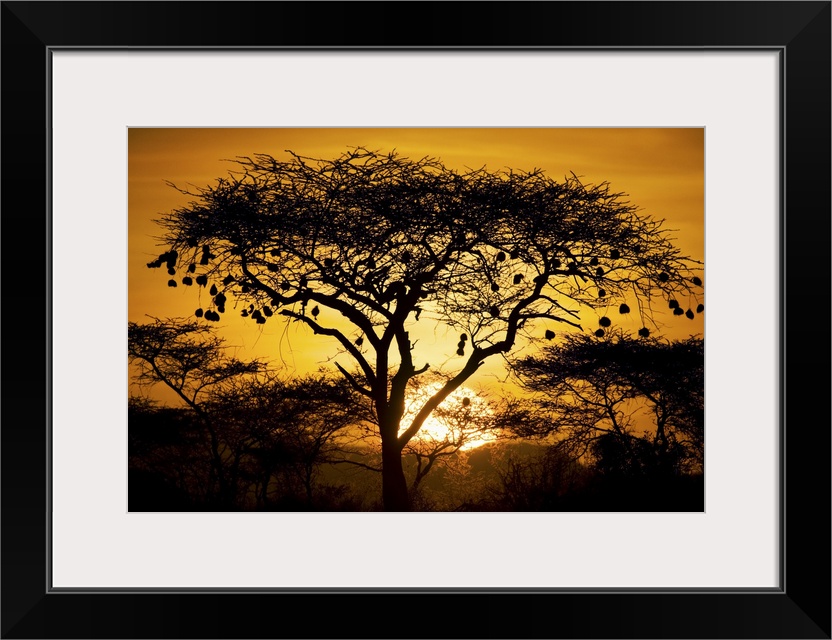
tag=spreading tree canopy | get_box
[147,147,703,510]
[513,332,704,474]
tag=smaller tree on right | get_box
[513,332,704,485]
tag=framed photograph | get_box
[3,2,829,638]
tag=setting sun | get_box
[399,383,498,451]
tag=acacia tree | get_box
[147,147,703,510]
[129,320,363,509]
[128,319,265,506]
[513,332,704,475]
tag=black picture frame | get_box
[2,2,829,638]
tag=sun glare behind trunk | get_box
[399,382,498,450]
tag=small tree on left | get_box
[129,319,364,509]
[128,318,265,507]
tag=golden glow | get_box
[129,128,704,405]
[400,383,498,451]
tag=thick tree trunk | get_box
[381,441,410,511]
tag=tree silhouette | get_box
[205,372,360,508]
[128,319,264,506]
[513,332,704,476]
[147,147,703,510]
[488,444,589,511]
[129,319,365,509]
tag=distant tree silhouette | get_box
[128,320,361,509]
[147,147,703,510]
[204,372,360,508]
[129,319,264,506]
[513,332,704,477]
[488,444,589,511]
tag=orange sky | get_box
[129,128,704,404]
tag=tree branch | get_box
[279,309,376,384]
[334,362,373,398]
